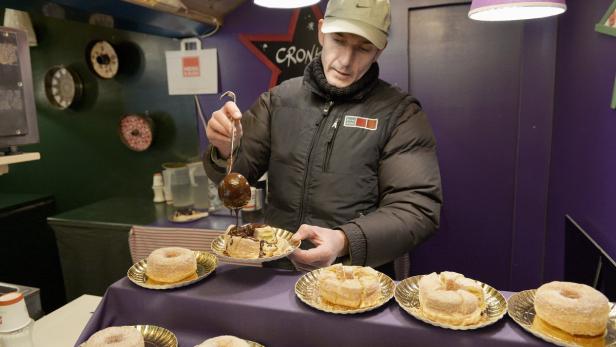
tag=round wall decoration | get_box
[88,40,119,79]
[119,114,154,152]
[44,65,83,109]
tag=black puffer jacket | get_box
[204,59,442,268]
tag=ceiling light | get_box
[469,0,566,21]
[254,0,320,9]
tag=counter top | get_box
[48,196,238,230]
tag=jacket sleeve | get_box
[203,91,272,186]
[338,102,443,267]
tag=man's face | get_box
[318,19,383,88]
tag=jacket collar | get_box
[303,55,380,102]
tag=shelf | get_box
[0,152,40,175]
[1,0,244,38]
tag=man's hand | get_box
[288,224,349,270]
[205,101,243,159]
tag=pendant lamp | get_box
[254,0,320,9]
[469,0,566,21]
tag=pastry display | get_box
[418,271,486,326]
[223,224,291,259]
[83,326,144,347]
[145,247,197,283]
[534,281,610,336]
[196,335,249,347]
[318,264,381,309]
[170,208,208,223]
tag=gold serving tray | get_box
[508,290,616,347]
[211,227,300,264]
[394,275,508,330]
[80,325,177,347]
[135,325,178,347]
[127,251,217,290]
[294,267,395,314]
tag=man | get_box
[204,0,442,277]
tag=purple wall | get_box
[196,2,326,155]
[545,0,616,281]
[383,1,557,291]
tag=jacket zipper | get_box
[297,100,334,227]
[323,114,342,172]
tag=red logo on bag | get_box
[182,56,200,77]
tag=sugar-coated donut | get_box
[534,281,610,336]
[418,271,486,325]
[84,326,144,347]
[145,247,197,283]
[318,264,381,309]
[195,335,250,347]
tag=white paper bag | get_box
[165,38,217,95]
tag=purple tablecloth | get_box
[76,265,551,347]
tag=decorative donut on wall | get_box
[88,40,119,79]
[118,113,154,152]
[44,65,83,110]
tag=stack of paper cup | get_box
[0,292,34,347]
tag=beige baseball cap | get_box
[321,0,391,50]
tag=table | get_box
[34,294,101,347]
[48,197,237,300]
[76,265,551,347]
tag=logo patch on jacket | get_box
[343,115,378,130]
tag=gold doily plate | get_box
[80,325,177,347]
[294,267,395,314]
[508,289,616,347]
[211,227,300,264]
[394,275,508,330]
[127,251,217,290]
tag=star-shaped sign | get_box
[239,6,323,89]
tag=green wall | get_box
[0,12,199,212]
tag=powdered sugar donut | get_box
[418,271,486,325]
[196,335,249,347]
[84,326,144,347]
[534,281,610,336]
[145,247,197,283]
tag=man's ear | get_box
[317,19,324,46]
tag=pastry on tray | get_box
[534,281,610,336]
[418,271,486,326]
[145,247,197,283]
[82,326,144,347]
[318,264,381,309]
[223,223,291,259]
[196,335,249,347]
[170,208,208,222]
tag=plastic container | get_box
[188,162,210,210]
[0,292,34,347]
